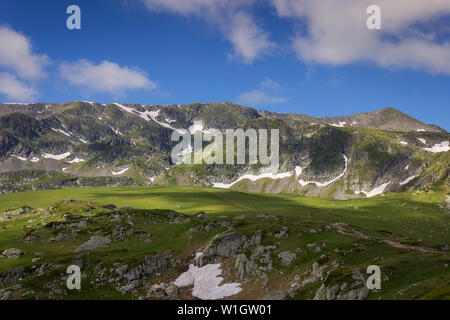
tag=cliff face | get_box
[0,101,448,198]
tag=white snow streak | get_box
[213,171,293,189]
[67,157,85,164]
[112,167,129,175]
[298,154,348,188]
[12,155,27,161]
[399,175,418,186]
[51,128,71,137]
[42,152,71,160]
[113,103,184,134]
[329,122,346,127]
[417,138,426,144]
[355,181,391,198]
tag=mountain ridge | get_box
[0,101,448,198]
[1,102,447,133]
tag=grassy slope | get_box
[0,186,449,300]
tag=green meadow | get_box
[0,186,448,299]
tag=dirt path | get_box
[381,240,441,254]
[331,223,443,255]
[331,223,371,240]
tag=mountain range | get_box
[0,101,448,198]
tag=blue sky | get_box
[0,0,449,130]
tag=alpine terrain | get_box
[0,102,448,300]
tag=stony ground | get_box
[0,186,449,300]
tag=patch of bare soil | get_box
[331,223,443,255]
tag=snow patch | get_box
[112,167,129,175]
[400,141,408,145]
[355,181,390,198]
[174,264,241,300]
[113,103,184,134]
[404,164,409,170]
[399,175,418,186]
[329,122,346,127]
[189,123,210,134]
[298,154,348,188]
[80,101,95,105]
[423,141,450,153]
[109,127,124,136]
[51,128,71,137]
[42,152,71,160]
[62,167,69,172]
[30,157,40,163]
[417,138,426,144]
[417,129,426,132]
[13,155,27,161]
[67,157,85,164]
[213,171,293,189]
[295,166,302,177]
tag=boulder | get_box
[0,206,32,221]
[2,248,24,259]
[277,251,296,266]
[74,236,111,252]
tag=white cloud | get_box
[59,60,156,93]
[238,90,286,106]
[270,0,450,74]
[226,12,276,62]
[0,26,49,80]
[261,77,281,89]
[139,0,275,63]
[0,72,37,102]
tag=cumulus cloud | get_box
[0,72,37,102]
[59,60,156,93]
[238,90,286,106]
[226,12,276,62]
[270,0,450,74]
[139,0,275,63]
[0,26,49,80]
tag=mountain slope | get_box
[0,101,448,198]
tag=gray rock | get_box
[0,206,32,221]
[196,232,248,266]
[313,267,371,300]
[110,224,133,241]
[0,268,26,287]
[147,282,178,299]
[167,211,189,224]
[235,254,265,281]
[275,226,289,238]
[187,220,231,234]
[117,252,178,289]
[2,248,24,259]
[195,212,209,218]
[74,236,111,252]
[118,283,137,294]
[277,251,296,266]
